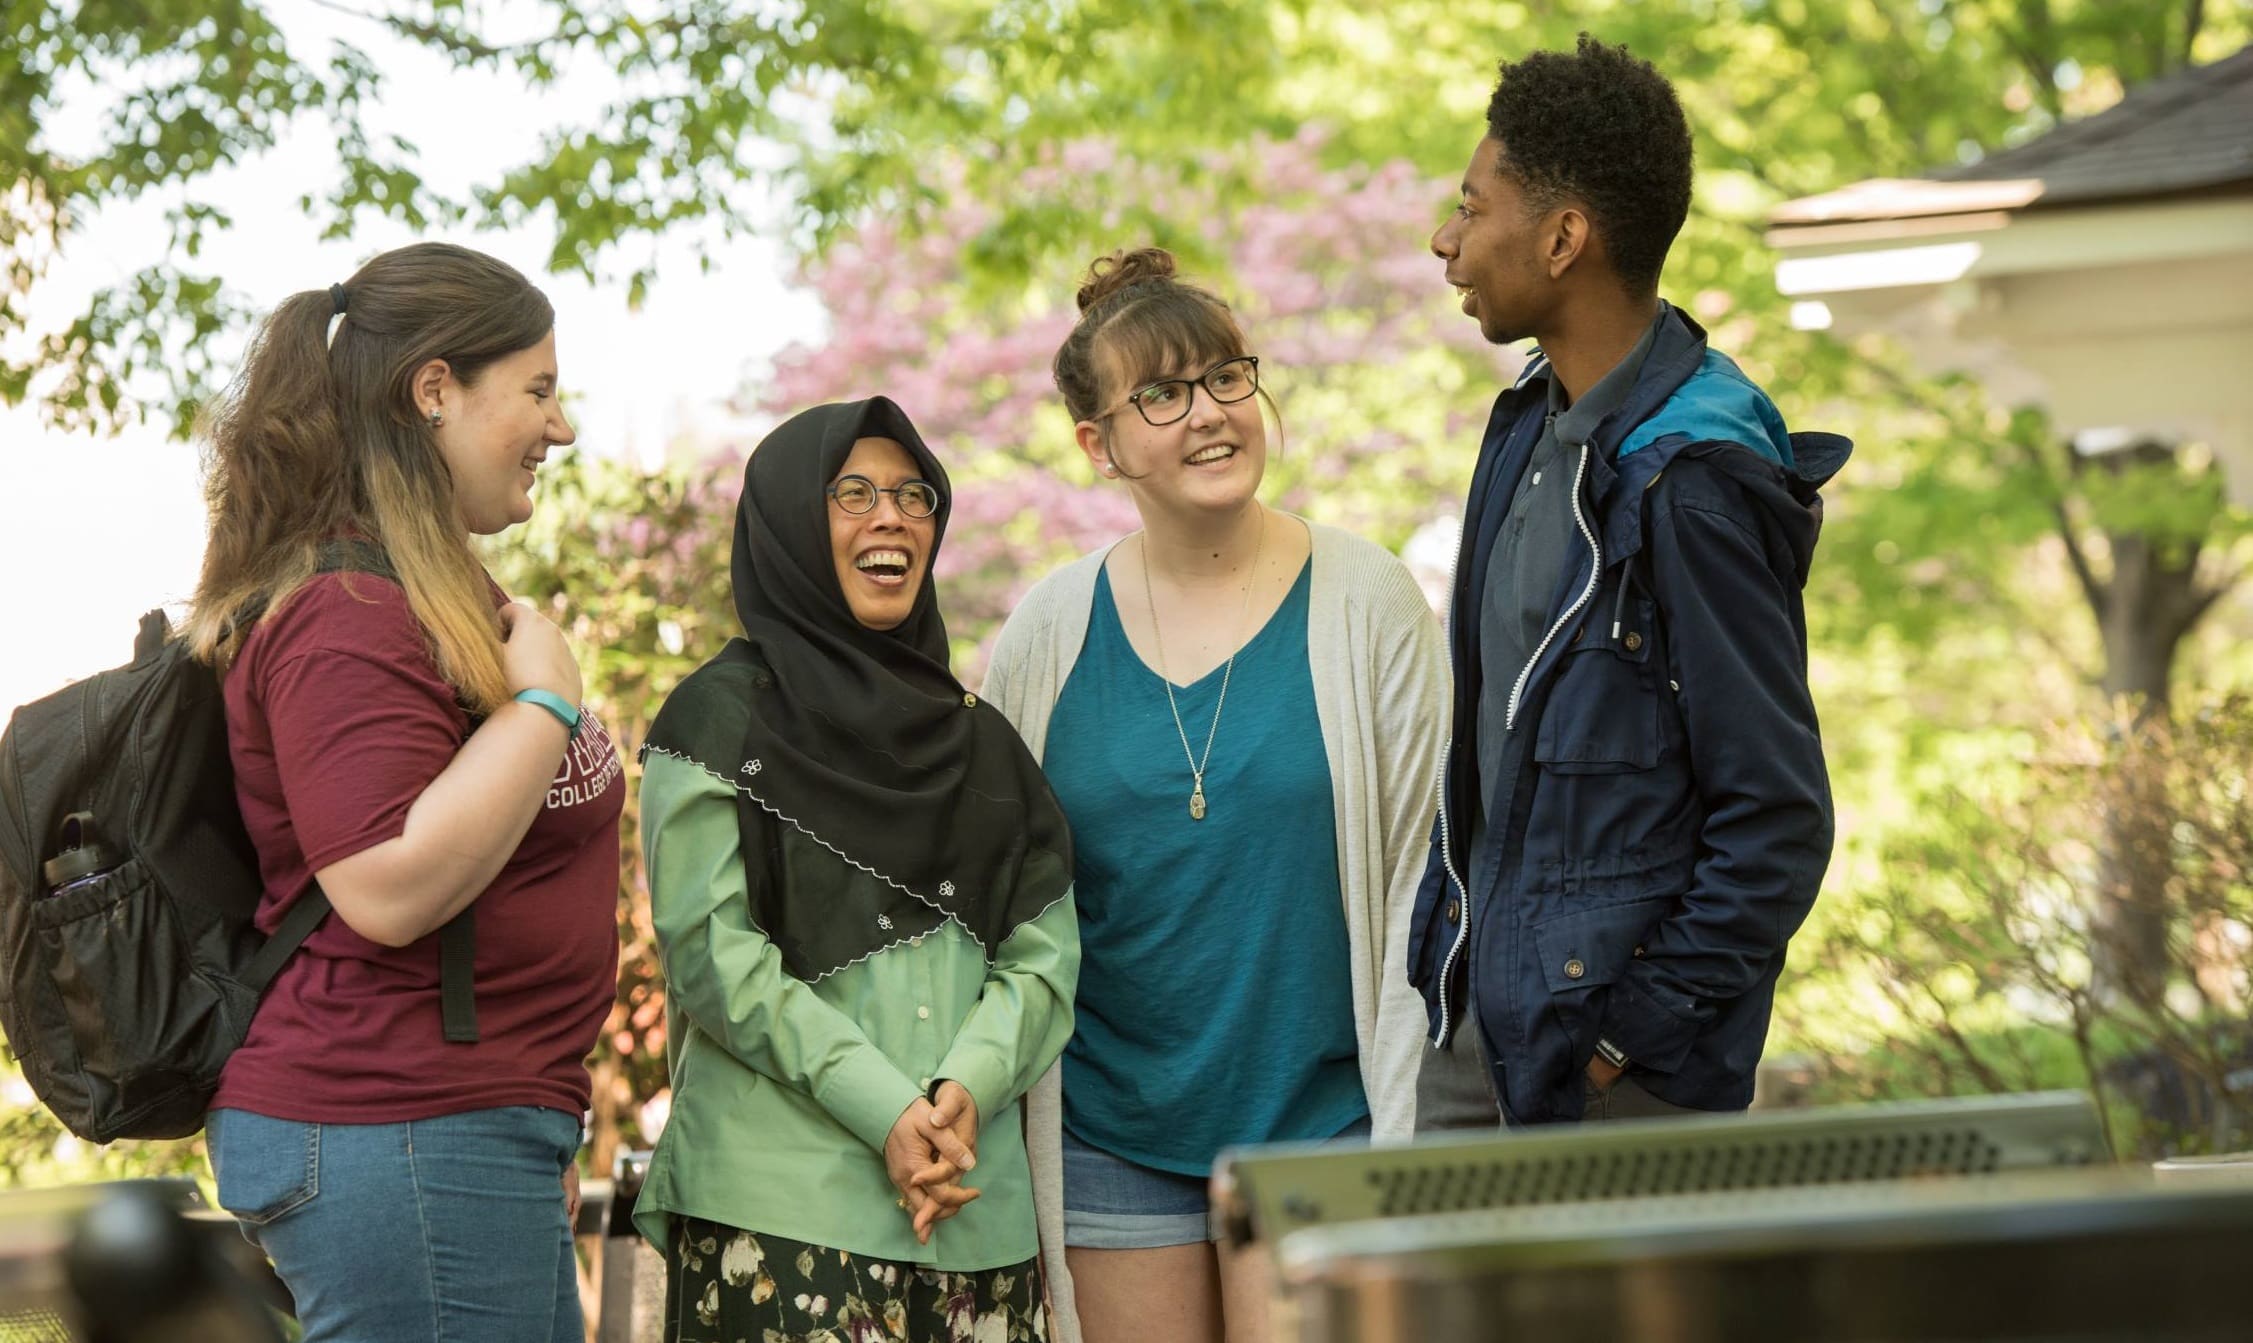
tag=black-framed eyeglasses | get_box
[1094,355,1261,427]
[827,475,942,518]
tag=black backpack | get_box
[0,552,477,1143]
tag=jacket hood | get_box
[1528,305,1852,589]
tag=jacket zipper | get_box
[1434,415,1591,1047]
[1431,495,1476,1046]
[1431,764,1473,1046]
[1505,441,1602,731]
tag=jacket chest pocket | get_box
[1533,596,1660,774]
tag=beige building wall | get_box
[1774,198,2253,503]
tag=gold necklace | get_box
[1139,510,1265,821]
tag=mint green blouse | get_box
[631,750,1080,1268]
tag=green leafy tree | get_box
[1779,694,2253,1159]
[11,0,2253,1175]
[481,453,739,1173]
[14,0,2249,690]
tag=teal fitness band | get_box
[514,688,581,740]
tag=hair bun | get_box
[1076,248,1178,313]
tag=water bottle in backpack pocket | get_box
[1,558,478,1143]
[0,614,281,1141]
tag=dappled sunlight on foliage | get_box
[758,132,1516,675]
[11,0,2253,1184]
[1779,696,2253,1158]
[483,453,739,1171]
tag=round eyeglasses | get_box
[827,475,941,518]
[1097,355,1261,428]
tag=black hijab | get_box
[642,397,1074,981]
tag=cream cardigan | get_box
[980,517,1449,1343]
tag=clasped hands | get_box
[883,1080,980,1244]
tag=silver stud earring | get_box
[1100,461,1117,477]
[428,407,444,428]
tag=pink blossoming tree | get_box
[758,130,1516,674]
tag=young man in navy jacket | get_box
[1409,35,1851,1127]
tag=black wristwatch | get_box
[1593,1037,1631,1070]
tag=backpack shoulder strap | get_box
[316,539,398,581]
[237,884,480,1042]
[438,911,479,1043]
[258,540,478,1042]
[241,885,333,994]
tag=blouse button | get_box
[917,1005,931,1020]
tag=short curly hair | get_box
[1485,34,1693,294]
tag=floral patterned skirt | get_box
[665,1215,1046,1343]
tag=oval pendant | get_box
[1190,784,1207,821]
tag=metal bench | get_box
[1271,1166,2253,1342]
[1213,1090,2108,1250]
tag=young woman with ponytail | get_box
[189,242,621,1343]
[981,249,1449,1343]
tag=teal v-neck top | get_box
[1044,560,1366,1175]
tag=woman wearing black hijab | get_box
[632,398,1080,1341]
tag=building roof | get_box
[1772,45,2253,227]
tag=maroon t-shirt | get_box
[213,572,623,1123]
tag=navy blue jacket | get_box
[1406,306,1850,1124]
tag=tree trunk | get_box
[2088,520,2202,1001]
[2074,440,2217,1001]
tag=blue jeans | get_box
[207,1106,582,1343]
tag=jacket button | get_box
[1563,958,1586,980]
[752,672,774,690]
[963,692,978,708]
[1445,899,1461,924]
[1623,632,1643,652]
[1571,626,1584,644]
[1633,945,1646,958]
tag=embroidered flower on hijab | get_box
[878,914,894,930]
[742,759,763,776]
[939,880,956,898]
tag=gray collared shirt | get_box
[1468,314,1663,878]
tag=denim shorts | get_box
[1061,1116,1374,1251]
[207,1105,582,1343]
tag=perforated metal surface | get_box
[0,1307,73,1343]
[1368,1122,2012,1214]
[1274,1171,2253,1343]
[0,1179,248,1342]
[1215,1091,2104,1247]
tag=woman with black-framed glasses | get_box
[633,397,1081,1342]
[982,249,1449,1343]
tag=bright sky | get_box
[0,5,821,719]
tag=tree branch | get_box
[2181,560,2249,629]
[302,0,533,63]
[1996,0,2067,122]
[2052,501,2110,618]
